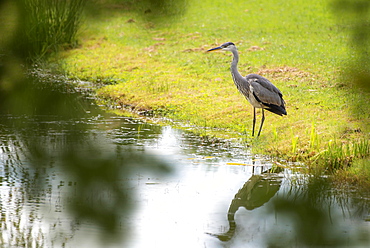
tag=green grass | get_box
[55,0,370,180]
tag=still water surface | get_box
[0,114,369,247]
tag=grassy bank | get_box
[55,0,370,183]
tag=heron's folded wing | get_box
[250,80,284,106]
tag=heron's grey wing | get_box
[246,74,284,106]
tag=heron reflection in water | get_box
[207,169,283,241]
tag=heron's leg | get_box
[252,107,256,137]
[257,109,265,137]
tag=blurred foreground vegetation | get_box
[0,0,173,242]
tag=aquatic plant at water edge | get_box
[16,0,86,61]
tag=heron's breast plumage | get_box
[232,74,263,108]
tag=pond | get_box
[0,114,370,248]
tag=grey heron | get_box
[207,42,287,137]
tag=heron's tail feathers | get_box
[263,103,287,116]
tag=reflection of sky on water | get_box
[129,164,256,248]
[0,115,369,247]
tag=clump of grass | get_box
[334,159,370,189]
[17,0,86,61]
[310,139,370,172]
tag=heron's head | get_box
[207,42,236,52]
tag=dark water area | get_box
[0,114,370,248]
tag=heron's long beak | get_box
[207,46,222,52]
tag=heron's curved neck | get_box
[230,49,245,85]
